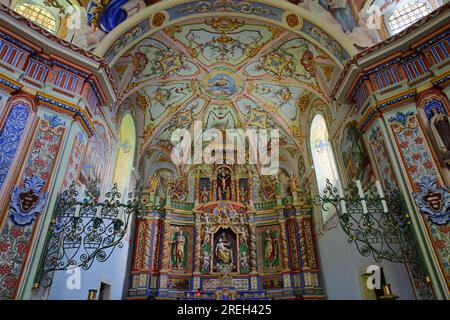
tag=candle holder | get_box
[310,179,419,264]
[88,289,98,300]
[379,284,399,300]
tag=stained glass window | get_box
[14,2,57,33]
[387,1,432,35]
[310,114,340,222]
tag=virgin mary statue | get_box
[215,235,233,265]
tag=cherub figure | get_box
[201,251,211,272]
[239,251,249,272]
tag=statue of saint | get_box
[289,174,298,194]
[171,230,185,269]
[430,107,450,153]
[264,234,276,268]
[274,176,281,196]
[201,185,209,203]
[148,174,158,193]
[215,235,233,265]
[239,186,247,203]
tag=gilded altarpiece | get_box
[128,167,323,300]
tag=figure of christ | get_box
[217,169,231,200]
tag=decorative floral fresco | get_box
[112,16,339,161]
[389,111,450,282]
[367,124,434,300]
[0,114,65,299]
[368,126,398,189]
[0,104,30,191]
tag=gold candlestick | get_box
[379,283,399,300]
[87,289,98,300]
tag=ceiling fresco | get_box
[112,16,339,167]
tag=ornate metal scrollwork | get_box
[310,179,421,264]
[36,181,146,287]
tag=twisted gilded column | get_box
[279,218,290,272]
[249,221,257,274]
[160,220,171,273]
[194,214,202,273]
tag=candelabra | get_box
[35,181,146,287]
[310,179,420,264]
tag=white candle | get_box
[375,180,384,198]
[356,180,368,214]
[337,180,347,213]
[117,206,124,221]
[337,180,345,198]
[74,204,80,218]
[356,180,364,197]
[95,206,102,218]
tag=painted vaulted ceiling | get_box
[112,16,340,168]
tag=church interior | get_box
[0,0,448,300]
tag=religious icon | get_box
[319,0,358,34]
[217,167,231,200]
[171,229,186,270]
[264,233,276,268]
[239,186,247,203]
[215,233,233,267]
[430,107,450,153]
[201,185,210,203]
[148,174,158,193]
[289,174,298,194]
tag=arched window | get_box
[14,2,58,33]
[310,114,340,222]
[387,1,432,35]
[112,113,136,194]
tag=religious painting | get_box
[79,122,113,192]
[341,123,375,185]
[318,0,358,33]
[419,93,450,162]
[213,228,237,273]
[199,178,211,203]
[169,225,192,272]
[201,68,243,100]
[259,176,276,201]
[87,0,129,33]
[257,225,282,273]
[238,179,248,204]
[167,277,190,290]
[261,277,283,290]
